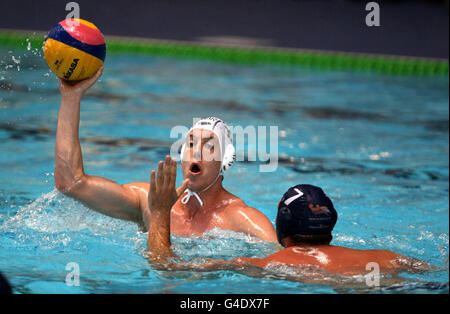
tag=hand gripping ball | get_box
[43,19,106,81]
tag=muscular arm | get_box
[54,67,143,224]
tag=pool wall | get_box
[0,0,448,76]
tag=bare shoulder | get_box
[222,193,277,242]
[223,195,265,218]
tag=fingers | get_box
[176,179,189,197]
[150,169,156,195]
[168,157,177,190]
[154,155,179,191]
[157,160,164,187]
[97,65,104,76]
[90,65,104,83]
[58,67,103,100]
[87,65,104,82]
[80,65,104,90]
[163,155,171,188]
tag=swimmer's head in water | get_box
[181,117,235,193]
[276,184,338,247]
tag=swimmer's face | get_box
[181,129,222,192]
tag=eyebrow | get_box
[189,134,215,142]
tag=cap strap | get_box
[180,172,222,207]
[181,189,204,207]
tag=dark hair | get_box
[282,233,333,247]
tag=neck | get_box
[184,176,225,214]
[287,243,331,249]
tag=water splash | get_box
[171,227,279,261]
[11,56,20,64]
[0,189,278,258]
[0,189,139,250]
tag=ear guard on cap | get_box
[221,144,235,172]
[180,143,186,161]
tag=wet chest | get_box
[170,206,227,237]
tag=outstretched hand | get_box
[148,155,189,214]
[146,156,188,262]
[59,66,104,99]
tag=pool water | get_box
[0,46,448,294]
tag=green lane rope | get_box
[0,30,448,76]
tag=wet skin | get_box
[54,67,276,242]
[233,244,429,277]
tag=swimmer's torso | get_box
[170,193,243,237]
[129,181,276,240]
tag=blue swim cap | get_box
[276,184,338,244]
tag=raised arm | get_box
[54,67,143,224]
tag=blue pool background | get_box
[0,46,448,293]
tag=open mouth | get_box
[189,163,202,175]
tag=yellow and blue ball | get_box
[43,19,106,81]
